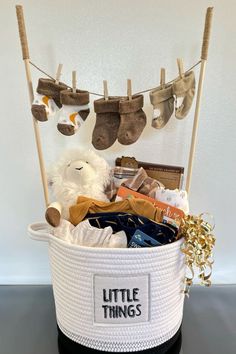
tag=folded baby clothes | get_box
[155,187,189,214]
[85,212,177,244]
[69,196,163,225]
[52,219,127,248]
[71,219,127,248]
[52,219,75,242]
[122,167,164,198]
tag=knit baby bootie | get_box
[150,84,174,129]
[31,78,67,122]
[118,95,146,145]
[57,89,90,136]
[172,71,195,119]
[92,97,120,150]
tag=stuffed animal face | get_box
[49,148,111,195]
[48,149,111,220]
[65,159,97,185]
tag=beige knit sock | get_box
[172,71,195,119]
[150,84,174,129]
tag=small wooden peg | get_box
[103,80,108,101]
[177,58,184,78]
[160,68,166,88]
[72,71,77,93]
[127,79,132,101]
[55,63,63,84]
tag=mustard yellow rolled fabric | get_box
[69,196,163,225]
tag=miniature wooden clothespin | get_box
[160,68,166,89]
[127,79,132,101]
[177,58,184,79]
[103,80,108,101]
[72,71,77,93]
[55,63,63,84]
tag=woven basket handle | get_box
[28,223,51,242]
[201,7,214,60]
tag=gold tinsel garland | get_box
[179,213,216,295]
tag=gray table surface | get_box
[0,285,235,354]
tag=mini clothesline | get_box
[16,5,214,207]
[29,59,202,97]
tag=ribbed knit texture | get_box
[29,223,185,352]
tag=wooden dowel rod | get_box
[16,5,49,207]
[16,5,29,60]
[201,7,214,60]
[185,7,214,194]
[185,61,206,193]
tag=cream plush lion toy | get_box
[45,148,111,226]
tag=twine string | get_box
[29,59,202,97]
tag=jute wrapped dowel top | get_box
[201,7,214,60]
[16,5,29,60]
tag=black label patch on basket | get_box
[93,274,150,325]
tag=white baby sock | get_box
[31,78,67,122]
[32,93,59,118]
[57,104,89,135]
[57,89,90,136]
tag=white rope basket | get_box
[28,222,186,353]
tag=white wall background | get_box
[0,0,235,284]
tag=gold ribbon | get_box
[179,213,216,295]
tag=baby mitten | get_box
[172,71,195,119]
[150,84,174,129]
[31,78,67,122]
[92,97,121,150]
[57,89,90,136]
[118,95,146,145]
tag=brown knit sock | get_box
[57,89,90,136]
[92,97,120,150]
[150,84,174,129]
[31,78,67,122]
[118,95,146,145]
[172,71,195,119]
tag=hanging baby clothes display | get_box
[16,4,215,354]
